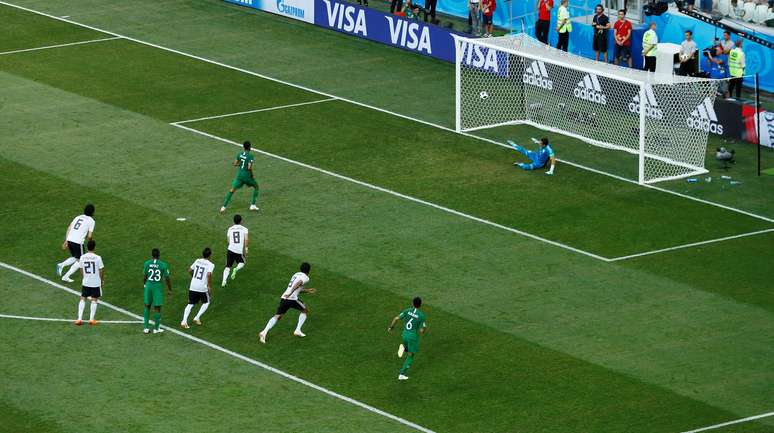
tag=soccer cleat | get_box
[153,328,165,334]
[62,276,74,283]
[180,322,190,329]
[74,320,83,326]
[219,206,226,215]
[397,344,405,358]
[259,331,267,344]
[293,330,306,338]
[143,328,150,334]
[398,374,409,381]
[249,204,259,211]
[193,319,202,326]
[56,263,63,277]
[88,320,97,326]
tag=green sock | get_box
[251,187,259,205]
[154,312,161,330]
[400,354,414,375]
[143,307,150,329]
[223,191,233,207]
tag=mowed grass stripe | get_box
[0,154,756,433]
[0,33,770,257]
[0,269,423,433]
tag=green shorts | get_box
[231,175,258,190]
[144,285,164,307]
[402,335,419,354]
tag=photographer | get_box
[705,40,729,97]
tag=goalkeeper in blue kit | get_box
[508,137,556,175]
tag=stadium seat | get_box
[743,0,756,20]
[717,0,731,15]
[753,3,769,22]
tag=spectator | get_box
[684,0,696,11]
[727,39,745,98]
[556,0,572,51]
[390,0,403,14]
[706,42,729,97]
[592,5,611,62]
[482,0,496,37]
[424,0,437,23]
[536,0,554,44]
[721,30,734,54]
[613,9,633,67]
[357,0,369,6]
[729,0,747,18]
[642,21,658,72]
[469,0,482,36]
[678,30,697,75]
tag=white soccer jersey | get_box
[66,215,95,244]
[80,252,104,288]
[281,272,310,301]
[189,258,215,292]
[227,224,249,254]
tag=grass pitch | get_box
[1,1,773,433]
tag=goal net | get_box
[454,34,720,184]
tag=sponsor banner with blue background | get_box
[225,0,315,23]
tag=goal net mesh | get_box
[455,34,720,184]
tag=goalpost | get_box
[454,34,721,184]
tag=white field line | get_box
[171,98,337,125]
[609,228,774,261]
[171,122,612,262]
[0,261,436,433]
[0,36,121,56]
[681,411,774,433]
[1,1,770,226]
[0,313,140,324]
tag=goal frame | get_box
[453,34,710,185]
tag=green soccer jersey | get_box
[143,259,170,289]
[236,151,254,178]
[399,307,426,340]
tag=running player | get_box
[222,214,248,287]
[181,247,215,329]
[220,140,260,214]
[75,240,104,326]
[57,204,96,283]
[388,297,427,381]
[143,248,172,334]
[259,262,316,344]
[507,137,556,175]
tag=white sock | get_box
[295,313,307,333]
[63,260,80,279]
[77,299,85,320]
[89,301,98,321]
[235,262,245,272]
[182,304,194,324]
[60,257,76,267]
[262,316,278,334]
[194,302,209,321]
[222,268,230,285]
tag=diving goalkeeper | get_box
[507,137,556,175]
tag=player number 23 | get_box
[148,269,162,281]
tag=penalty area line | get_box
[0,36,121,56]
[0,313,140,324]
[680,411,774,433]
[0,261,437,433]
[171,98,338,125]
[170,122,612,262]
[609,227,774,261]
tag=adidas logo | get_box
[522,60,552,90]
[686,97,724,135]
[628,85,664,120]
[573,74,607,105]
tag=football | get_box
[479,91,489,100]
